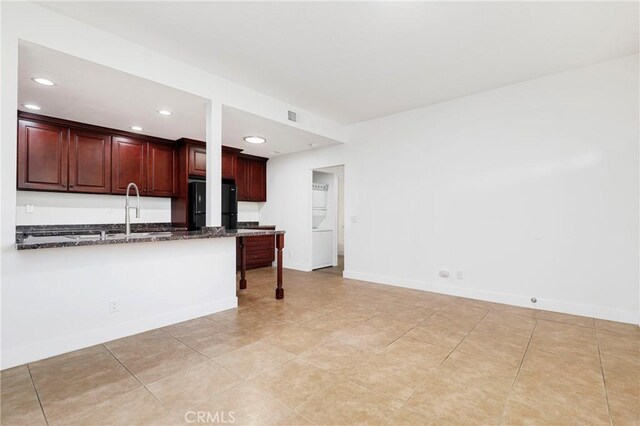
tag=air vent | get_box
[287,110,297,122]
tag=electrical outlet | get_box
[109,300,120,313]
[25,204,35,214]
[439,270,450,278]
[456,270,464,280]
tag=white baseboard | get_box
[1,297,238,370]
[284,261,313,272]
[343,270,639,325]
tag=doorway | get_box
[311,165,344,275]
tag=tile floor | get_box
[1,267,639,425]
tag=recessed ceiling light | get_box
[156,109,173,116]
[31,77,56,86]
[271,151,280,155]
[130,125,143,131]
[23,104,42,110]
[244,136,266,144]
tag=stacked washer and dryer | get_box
[311,181,335,269]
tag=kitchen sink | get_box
[64,231,173,240]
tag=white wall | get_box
[2,238,237,369]
[262,55,640,324]
[16,191,172,225]
[238,202,261,223]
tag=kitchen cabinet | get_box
[68,129,111,193]
[234,155,267,202]
[236,232,276,270]
[17,119,69,191]
[188,144,207,178]
[246,158,266,201]
[221,147,238,179]
[111,136,148,195]
[148,142,177,196]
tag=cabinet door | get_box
[221,149,235,179]
[235,156,249,201]
[188,145,206,177]
[247,159,267,202]
[148,143,177,197]
[111,136,147,195]
[17,120,68,191]
[69,129,111,193]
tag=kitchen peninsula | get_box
[16,223,286,299]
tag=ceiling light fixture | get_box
[130,125,144,131]
[31,77,56,86]
[23,104,42,110]
[244,136,266,144]
[271,151,280,155]
[156,109,173,116]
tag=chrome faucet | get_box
[125,183,141,236]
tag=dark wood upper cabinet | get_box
[246,158,267,201]
[235,156,249,200]
[17,119,68,191]
[222,147,242,179]
[148,142,177,197]
[111,136,147,195]
[69,129,111,194]
[188,145,207,178]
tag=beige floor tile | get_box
[29,346,141,423]
[297,339,372,376]
[295,380,401,425]
[404,374,505,425]
[597,329,640,353]
[481,310,537,333]
[536,310,594,328]
[275,411,316,425]
[262,325,331,355]
[386,407,435,425]
[333,324,405,351]
[115,344,208,385]
[0,402,47,426]
[147,360,241,411]
[456,337,526,368]
[438,349,520,399]
[403,316,472,351]
[382,335,451,370]
[214,341,295,378]
[510,367,610,423]
[6,266,639,426]
[346,353,431,402]
[250,358,338,409]
[608,393,640,426]
[181,382,290,426]
[0,373,46,426]
[1,365,36,406]
[595,319,640,337]
[501,396,578,425]
[46,387,171,426]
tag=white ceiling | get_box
[221,105,340,157]
[19,41,208,141]
[40,1,639,124]
[19,41,339,157]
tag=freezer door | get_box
[222,183,238,214]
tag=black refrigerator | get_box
[188,181,238,230]
[221,182,238,230]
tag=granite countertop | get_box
[16,223,285,251]
[237,222,277,230]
